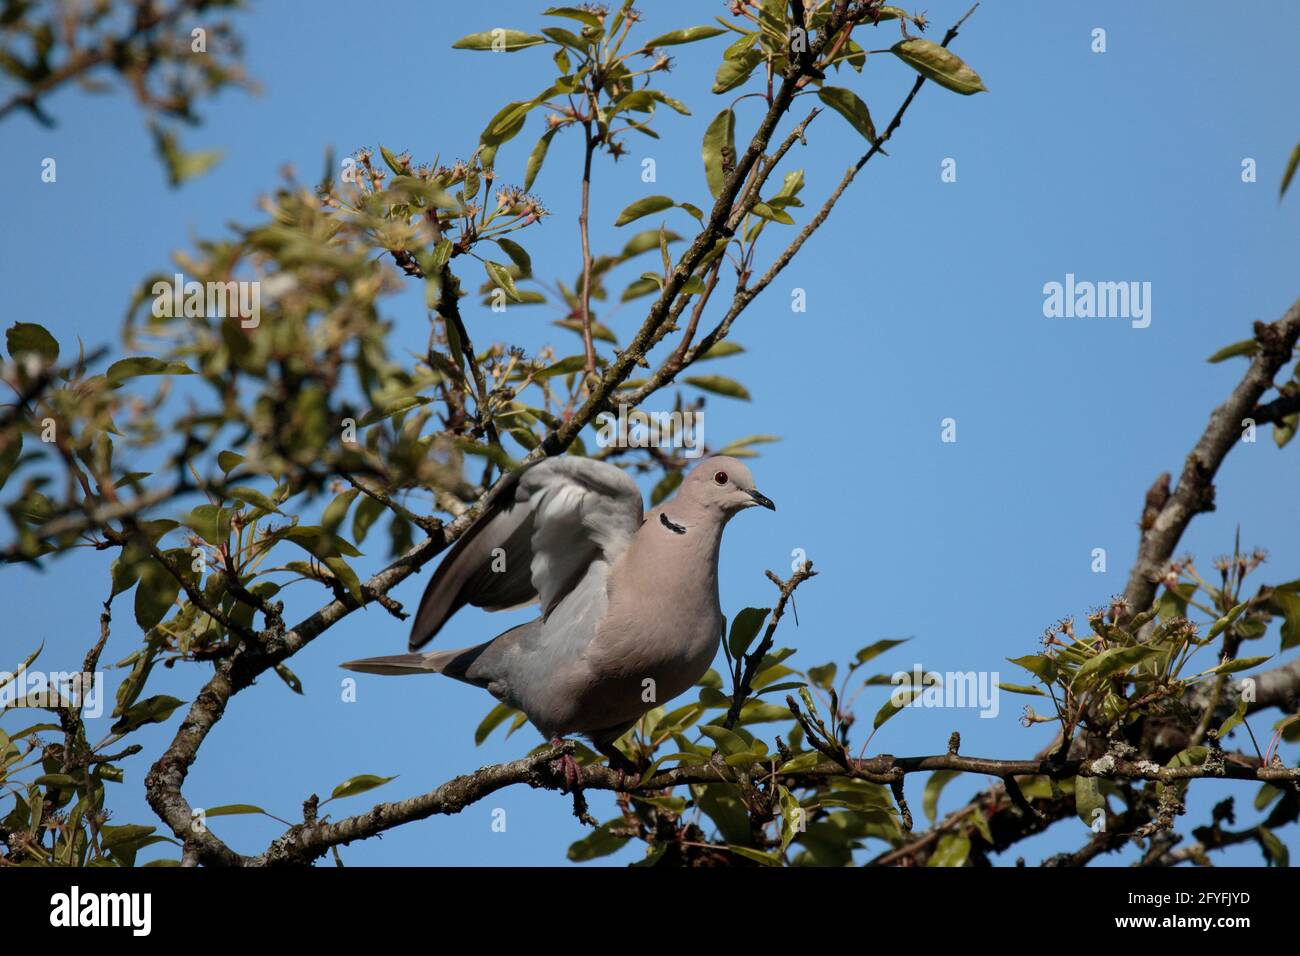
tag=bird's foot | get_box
[601,747,648,790]
[613,766,642,790]
[549,737,582,793]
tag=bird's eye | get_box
[713,471,728,485]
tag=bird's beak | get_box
[747,488,776,511]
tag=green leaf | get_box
[777,751,821,773]
[727,607,770,660]
[1071,644,1162,689]
[873,686,920,730]
[683,375,751,400]
[1218,695,1249,739]
[1259,825,1289,866]
[716,434,779,457]
[452,29,546,51]
[713,47,764,94]
[698,723,750,756]
[475,702,523,745]
[324,556,364,603]
[321,489,359,534]
[1205,654,1272,676]
[105,357,194,384]
[228,486,281,515]
[357,396,434,428]
[817,86,877,142]
[479,101,531,162]
[524,128,557,192]
[620,227,681,258]
[650,469,682,506]
[282,525,363,558]
[329,774,397,800]
[491,100,536,137]
[1,643,42,694]
[677,201,704,221]
[855,638,908,666]
[1255,783,1282,812]
[648,25,726,46]
[697,340,744,360]
[750,201,794,225]
[6,322,58,364]
[1206,339,1259,363]
[614,195,675,226]
[134,561,181,631]
[203,804,271,818]
[1009,654,1058,684]
[890,38,987,95]
[543,6,603,29]
[777,786,803,851]
[33,773,78,789]
[927,831,971,867]
[0,431,20,493]
[100,823,156,850]
[1075,775,1106,825]
[150,121,223,186]
[806,663,836,690]
[1274,590,1300,650]
[923,769,959,822]
[1281,143,1300,200]
[613,89,657,115]
[378,144,407,175]
[621,276,660,301]
[647,90,691,115]
[541,26,589,54]
[724,844,781,865]
[494,237,533,278]
[108,548,143,595]
[1167,746,1208,772]
[568,821,631,862]
[535,354,588,380]
[185,504,231,545]
[110,695,185,734]
[1157,581,1197,621]
[1275,412,1298,449]
[217,451,244,474]
[1206,601,1248,639]
[702,108,735,199]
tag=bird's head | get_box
[678,455,775,517]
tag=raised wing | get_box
[408,456,643,650]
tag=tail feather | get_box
[340,651,458,676]
[340,642,491,682]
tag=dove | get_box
[341,454,775,783]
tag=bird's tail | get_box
[340,649,464,676]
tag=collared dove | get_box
[342,454,774,777]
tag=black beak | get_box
[747,489,776,511]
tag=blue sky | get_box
[2,0,1298,866]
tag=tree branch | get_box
[723,561,817,730]
[253,745,1300,866]
[1122,301,1300,620]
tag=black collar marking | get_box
[659,513,686,535]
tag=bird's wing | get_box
[408,456,643,650]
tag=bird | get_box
[341,454,775,785]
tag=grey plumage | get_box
[341,454,774,754]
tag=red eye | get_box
[713,471,728,485]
